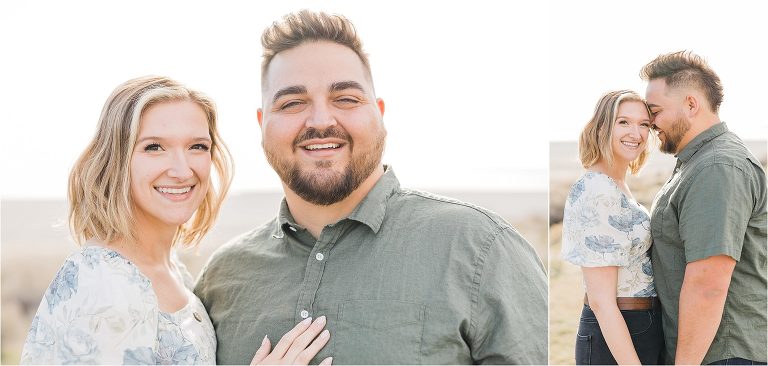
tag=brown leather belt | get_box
[584,294,660,310]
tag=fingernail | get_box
[301,316,312,325]
[320,329,330,339]
[315,315,327,325]
[262,335,268,346]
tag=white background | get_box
[0,0,550,199]
[1,1,766,200]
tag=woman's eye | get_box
[641,123,651,128]
[144,143,163,151]
[617,120,628,125]
[191,143,210,151]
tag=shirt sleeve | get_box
[561,175,634,267]
[679,163,754,262]
[468,226,548,364]
[20,253,158,365]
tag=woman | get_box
[561,90,664,364]
[20,76,331,365]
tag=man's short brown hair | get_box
[261,10,371,89]
[640,50,724,113]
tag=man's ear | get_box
[257,108,263,128]
[684,94,700,118]
[376,98,385,117]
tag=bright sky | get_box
[549,0,768,142]
[1,1,766,199]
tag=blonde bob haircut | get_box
[579,90,651,175]
[68,76,233,247]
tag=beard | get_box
[264,125,386,206]
[658,113,691,154]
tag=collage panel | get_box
[1,1,550,365]
[549,1,768,364]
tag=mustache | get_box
[293,126,351,145]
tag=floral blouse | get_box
[561,172,656,297]
[20,246,216,364]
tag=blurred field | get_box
[548,140,767,365]
[1,190,547,364]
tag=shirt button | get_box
[289,226,297,232]
[315,253,324,261]
[300,310,309,319]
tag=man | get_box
[194,10,547,365]
[642,51,767,365]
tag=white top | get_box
[561,172,656,297]
[20,246,216,364]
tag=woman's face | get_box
[130,100,212,229]
[611,100,651,165]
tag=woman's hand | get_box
[250,316,332,365]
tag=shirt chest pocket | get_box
[333,300,425,364]
[652,188,681,244]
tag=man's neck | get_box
[676,113,721,155]
[284,165,385,239]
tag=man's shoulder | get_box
[391,188,512,232]
[690,131,761,172]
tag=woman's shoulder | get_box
[43,246,156,315]
[567,171,619,205]
[21,246,160,364]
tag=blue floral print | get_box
[45,260,78,314]
[123,347,155,365]
[561,172,657,297]
[21,246,216,364]
[584,235,622,253]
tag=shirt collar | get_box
[346,165,399,234]
[272,165,399,238]
[676,122,729,164]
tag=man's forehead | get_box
[264,41,371,93]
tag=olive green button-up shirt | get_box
[194,167,547,364]
[650,123,767,364]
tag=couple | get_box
[20,9,548,365]
[562,51,767,365]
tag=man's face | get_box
[645,78,691,154]
[258,41,386,205]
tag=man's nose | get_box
[305,103,337,130]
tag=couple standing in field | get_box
[20,9,548,365]
[562,51,767,365]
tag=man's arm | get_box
[469,227,548,364]
[675,254,736,365]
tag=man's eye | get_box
[144,143,163,151]
[279,101,304,111]
[336,97,359,104]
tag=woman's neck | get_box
[103,214,177,269]
[590,159,629,184]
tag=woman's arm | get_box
[582,266,642,365]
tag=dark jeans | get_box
[709,359,767,365]
[575,304,664,365]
